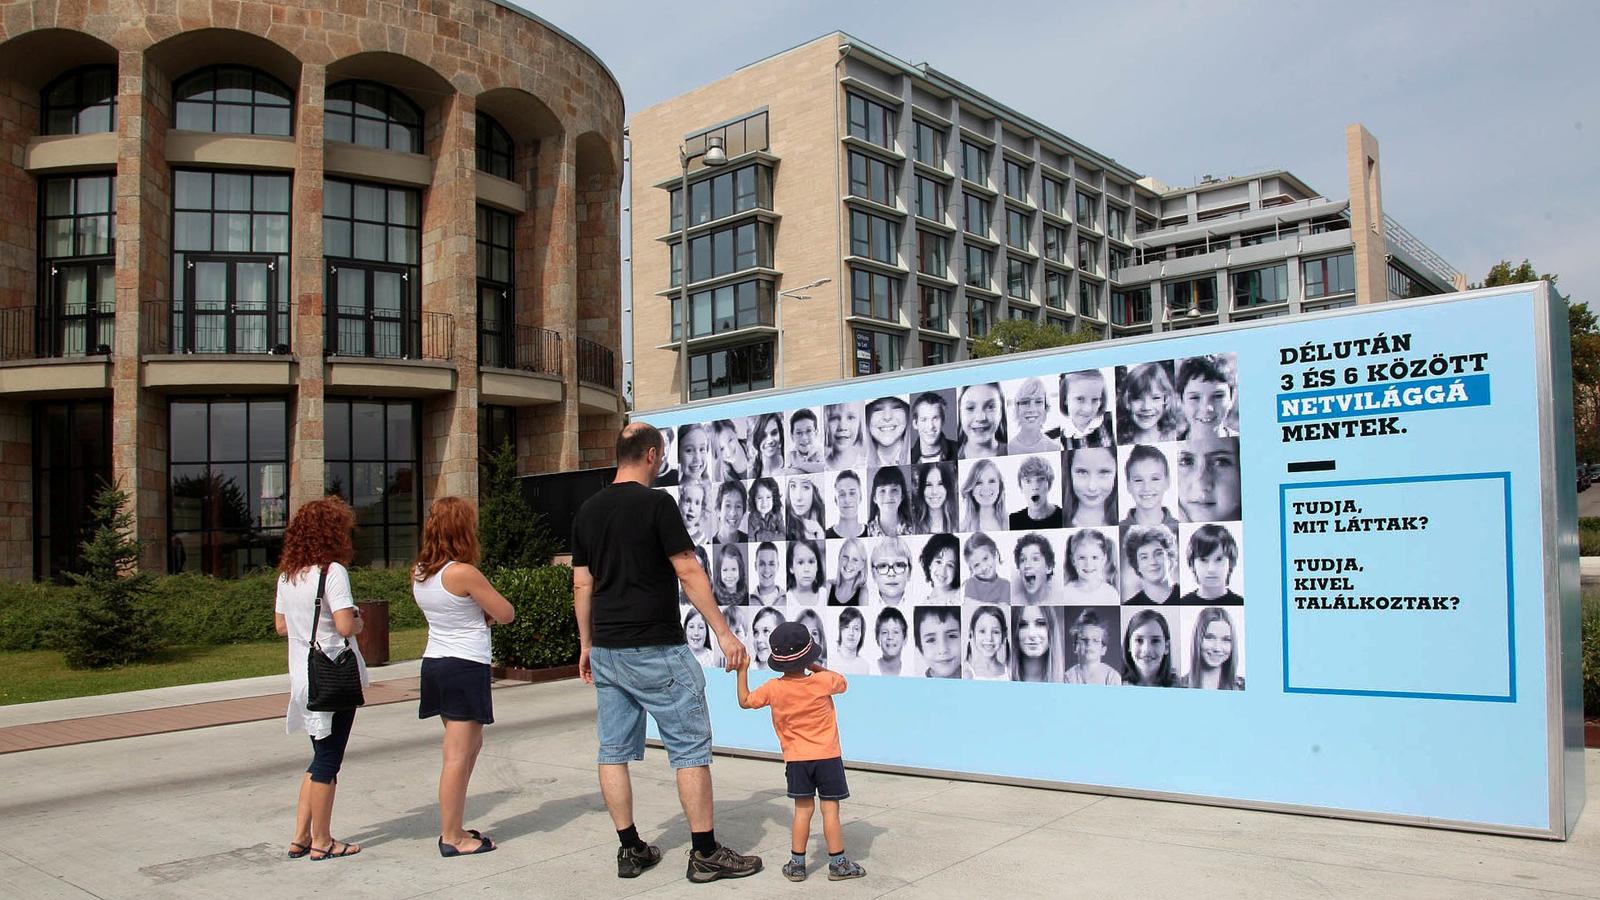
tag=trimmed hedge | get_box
[1,566,423,652]
[489,566,578,670]
[1586,591,1600,717]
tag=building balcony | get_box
[0,306,112,397]
[480,324,563,407]
[324,310,456,397]
[576,337,619,413]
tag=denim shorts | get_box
[589,643,713,769]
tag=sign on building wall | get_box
[637,285,1585,839]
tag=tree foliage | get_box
[60,480,162,669]
[969,319,1100,359]
[1476,259,1600,459]
[478,441,558,573]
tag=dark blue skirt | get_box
[419,657,494,725]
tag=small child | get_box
[1060,529,1119,605]
[1180,524,1243,605]
[747,477,785,542]
[961,533,1009,605]
[786,409,825,474]
[1064,608,1123,685]
[1120,445,1179,529]
[914,606,961,678]
[737,622,867,883]
[1054,369,1115,448]
[1176,354,1238,438]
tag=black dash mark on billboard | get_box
[1287,460,1336,473]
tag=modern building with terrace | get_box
[626,31,1463,409]
[0,0,625,580]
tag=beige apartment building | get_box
[627,32,1463,411]
[0,0,625,580]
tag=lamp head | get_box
[703,135,728,167]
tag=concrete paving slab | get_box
[0,676,1592,899]
[0,659,423,728]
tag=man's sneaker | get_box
[617,843,661,878]
[827,857,866,881]
[685,844,763,883]
[782,858,808,882]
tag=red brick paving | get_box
[0,678,422,755]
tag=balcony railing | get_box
[576,337,615,390]
[514,324,562,375]
[1383,213,1463,289]
[327,308,453,360]
[164,299,291,355]
[422,311,453,360]
[1,306,115,361]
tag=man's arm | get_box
[670,550,747,671]
[573,565,595,684]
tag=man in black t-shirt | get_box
[572,423,762,884]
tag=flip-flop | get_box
[287,842,311,859]
[309,840,361,861]
[438,834,496,857]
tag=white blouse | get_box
[277,563,370,739]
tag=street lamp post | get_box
[775,277,831,389]
[678,135,728,404]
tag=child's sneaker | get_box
[827,856,865,881]
[782,858,808,882]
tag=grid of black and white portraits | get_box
[653,353,1246,690]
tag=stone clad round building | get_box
[0,0,625,579]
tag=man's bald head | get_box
[616,422,664,465]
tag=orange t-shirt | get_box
[745,669,847,761]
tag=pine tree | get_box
[61,480,161,669]
[478,441,557,573]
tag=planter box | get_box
[491,663,579,683]
[1587,718,1600,749]
[355,600,390,666]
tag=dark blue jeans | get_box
[307,708,356,784]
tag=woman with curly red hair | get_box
[274,495,367,861]
[412,496,515,857]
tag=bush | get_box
[1582,526,1600,558]
[490,565,578,669]
[61,483,162,668]
[1585,591,1600,717]
[0,580,76,651]
[479,442,558,573]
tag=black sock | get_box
[617,824,646,850]
[690,829,717,856]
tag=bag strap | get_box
[310,565,330,652]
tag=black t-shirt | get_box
[572,482,695,648]
[1009,506,1063,530]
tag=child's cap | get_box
[767,621,822,673]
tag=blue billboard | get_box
[637,284,1584,838]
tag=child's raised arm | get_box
[735,656,756,708]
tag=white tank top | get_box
[413,562,492,664]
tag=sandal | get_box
[309,840,361,861]
[438,833,496,857]
[287,842,311,859]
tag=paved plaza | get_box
[0,673,1596,899]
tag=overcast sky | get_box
[518,0,1598,389]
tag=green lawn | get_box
[0,628,428,707]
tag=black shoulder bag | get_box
[306,566,365,712]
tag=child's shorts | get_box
[786,756,849,800]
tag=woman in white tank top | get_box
[412,497,515,857]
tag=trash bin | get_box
[356,599,390,666]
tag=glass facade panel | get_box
[851,268,900,321]
[689,341,774,399]
[1304,253,1355,298]
[913,119,945,166]
[475,111,514,179]
[1233,263,1289,308]
[325,399,420,567]
[33,401,111,581]
[41,66,117,135]
[846,93,896,149]
[173,65,293,136]
[326,81,422,153]
[167,399,287,575]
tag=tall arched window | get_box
[325,80,422,153]
[173,65,293,136]
[475,111,514,179]
[41,65,117,135]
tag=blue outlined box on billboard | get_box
[1281,473,1514,701]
